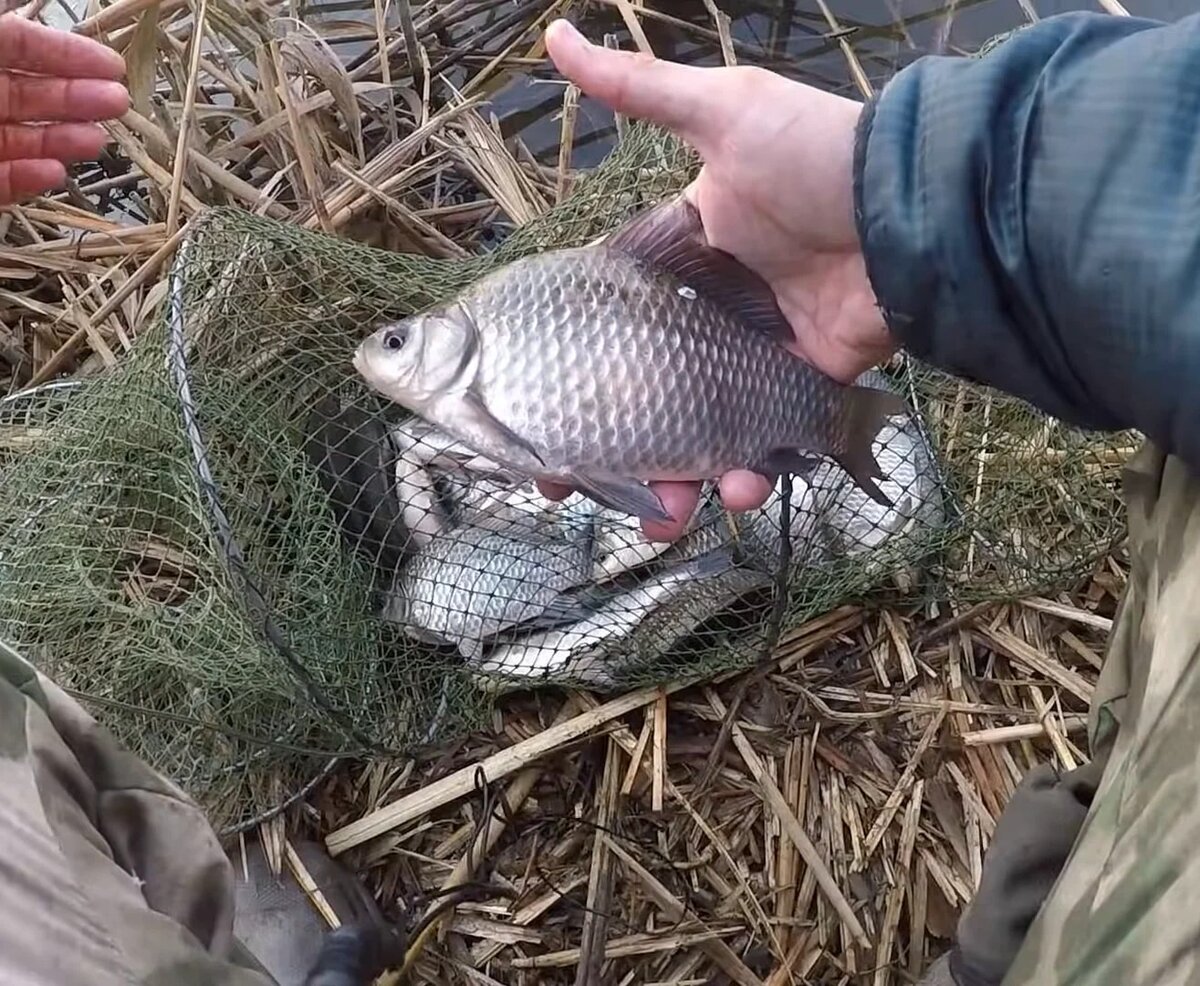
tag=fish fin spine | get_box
[831,385,910,508]
[601,195,795,347]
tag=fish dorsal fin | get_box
[601,194,794,346]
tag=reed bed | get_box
[0,0,1136,983]
[303,563,1120,985]
[3,0,911,394]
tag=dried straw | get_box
[0,3,1134,983]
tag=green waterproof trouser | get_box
[0,441,1188,984]
[1000,443,1200,984]
[0,640,278,985]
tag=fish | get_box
[432,458,683,584]
[352,193,910,524]
[304,395,411,579]
[383,506,597,659]
[646,475,825,578]
[810,368,946,560]
[387,416,527,547]
[473,548,772,690]
[737,471,829,571]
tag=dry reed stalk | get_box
[555,82,579,204]
[325,680,693,854]
[166,0,207,235]
[812,0,873,98]
[318,568,1112,984]
[612,0,653,55]
[702,0,737,66]
[573,738,622,985]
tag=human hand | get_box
[538,19,897,541]
[0,14,129,204]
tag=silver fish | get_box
[646,476,824,577]
[737,472,829,571]
[353,193,909,524]
[384,508,596,660]
[432,464,679,585]
[388,416,526,547]
[811,368,946,559]
[473,549,771,690]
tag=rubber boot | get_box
[230,839,387,986]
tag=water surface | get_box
[41,1,1192,177]
[300,0,1192,168]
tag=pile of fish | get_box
[325,192,950,688]
[308,367,945,691]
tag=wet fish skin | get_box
[812,368,946,557]
[738,471,829,571]
[353,194,909,522]
[385,416,529,550]
[384,511,595,659]
[433,464,675,584]
[388,416,523,485]
[473,548,771,690]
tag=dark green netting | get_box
[0,120,1130,830]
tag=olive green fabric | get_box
[999,442,1200,984]
[0,638,277,985]
[913,442,1200,986]
[945,761,1102,986]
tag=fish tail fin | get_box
[832,385,910,508]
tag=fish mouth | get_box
[351,337,374,377]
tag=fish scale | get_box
[353,193,909,522]
[471,246,843,476]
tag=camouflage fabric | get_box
[0,637,277,986]
[949,760,1102,986]
[915,441,1199,985]
[999,441,1200,984]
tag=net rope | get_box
[0,120,1130,830]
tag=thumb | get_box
[545,19,727,152]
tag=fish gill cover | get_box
[0,120,1129,832]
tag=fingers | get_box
[0,121,107,163]
[545,19,728,152]
[0,75,128,122]
[0,158,66,203]
[539,473,774,542]
[0,14,126,80]
[536,479,573,502]
[640,481,701,542]
[717,470,774,512]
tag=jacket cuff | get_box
[850,47,1005,386]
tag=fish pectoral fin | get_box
[601,194,794,347]
[833,386,912,508]
[568,471,674,523]
[506,596,595,633]
[457,389,547,469]
[490,583,621,639]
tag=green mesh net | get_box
[0,121,1131,831]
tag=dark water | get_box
[303,0,1191,169]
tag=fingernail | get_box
[548,18,586,48]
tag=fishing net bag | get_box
[0,121,1130,830]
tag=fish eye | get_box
[382,325,408,351]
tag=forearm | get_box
[854,12,1200,468]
